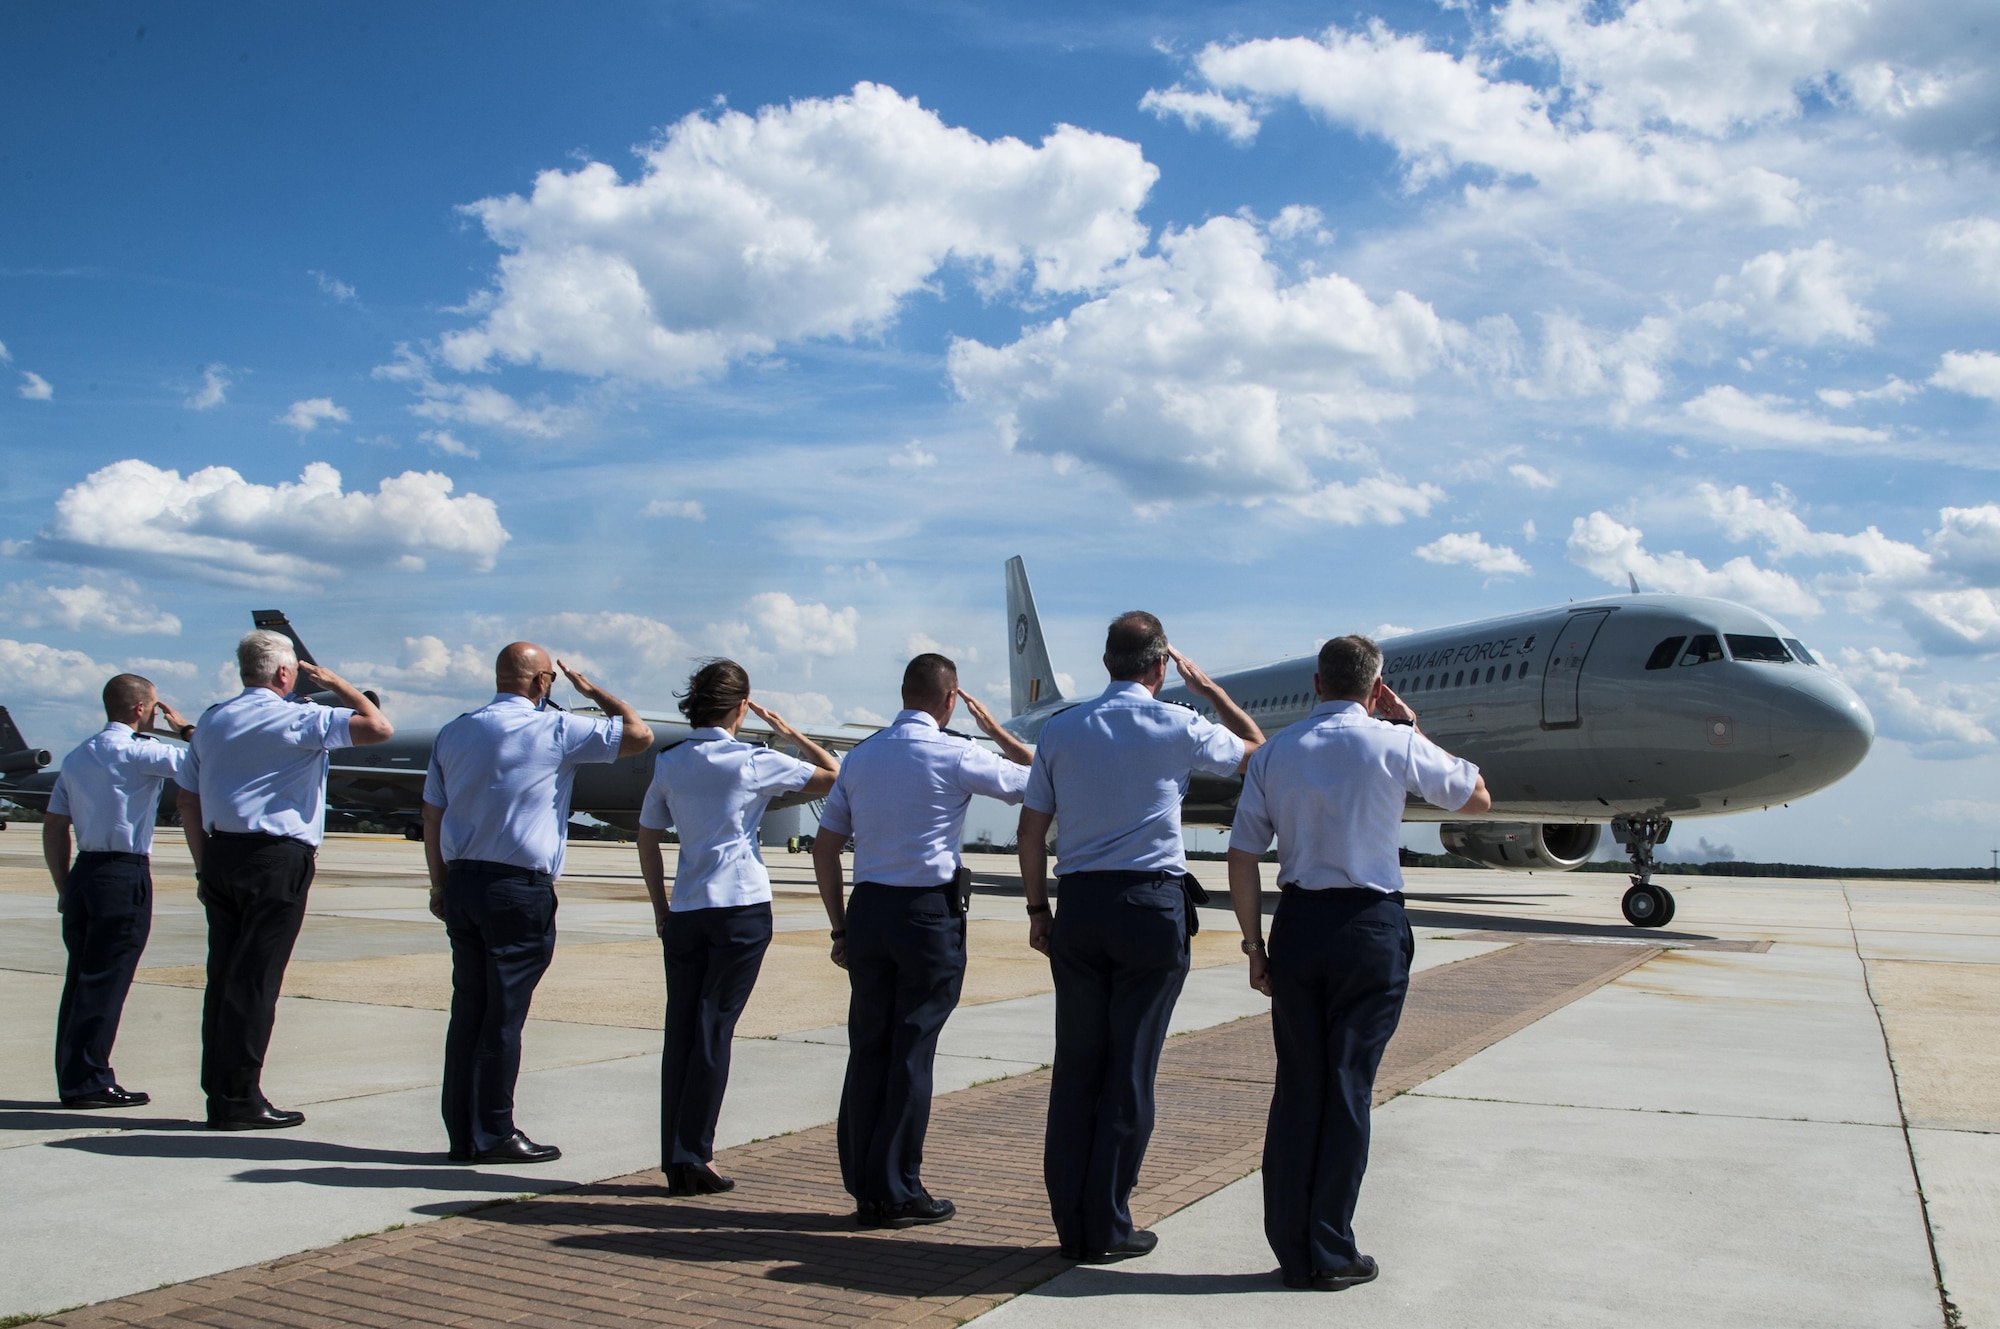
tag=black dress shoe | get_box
[474,1132,561,1164]
[1081,1229,1158,1264]
[877,1195,955,1229]
[1059,1245,1085,1261]
[854,1199,885,1228]
[447,1145,475,1163]
[62,1085,150,1110]
[209,1104,306,1131]
[1282,1256,1380,1291]
[665,1162,734,1194]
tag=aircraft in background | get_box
[998,556,1874,928]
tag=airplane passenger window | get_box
[1454,670,1465,686]
[1520,660,1533,677]
[1646,636,1686,670]
[1725,635,1792,663]
[1784,638,1817,665]
[1425,674,1435,689]
[1501,664,1511,680]
[1485,666,1496,683]
[1680,634,1725,665]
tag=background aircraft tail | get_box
[0,706,53,775]
[1006,556,1064,717]
[250,610,381,707]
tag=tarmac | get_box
[0,830,1993,1327]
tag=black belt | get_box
[448,859,555,888]
[75,850,148,865]
[206,829,311,848]
[1279,882,1404,904]
[1056,869,1184,886]
[855,878,967,916]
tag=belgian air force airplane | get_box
[995,556,1875,928]
[1,560,1873,928]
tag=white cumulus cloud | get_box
[0,579,181,635]
[184,365,230,411]
[438,82,1156,385]
[1707,241,1877,345]
[1930,350,2000,400]
[950,214,1448,507]
[1680,385,1891,447]
[421,429,479,458]
[277,397,349,432]
[19,371,53,401]
[1138,87,1262,144]
[1509,463,1558,490]
[1567,510,1820,616]
[714,592,860,662]
[1415,531,1532,576]
[373,345,580,438]
[1931,217,2000,288]
[0,638,113,699]
[642,498,706,520]
[30,460,510,591]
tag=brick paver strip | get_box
[42,940,1659,1329]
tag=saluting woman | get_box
[637,659,839,1195]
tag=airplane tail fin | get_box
[0,706,53,776]
[252,610,320,667]
[1005,556,1064,717]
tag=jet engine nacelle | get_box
[0,747,52,776]
[1439,822,1601,872]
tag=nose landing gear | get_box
[1611,815,1675,928]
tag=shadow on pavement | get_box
[1028,1268,1289,1296]
[49,1133,448,1166]
[1404,907,1718,942]
[233,1164,568,1193]
[0,1108,201,1133]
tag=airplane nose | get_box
[1768,671,1874,781]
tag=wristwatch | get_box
[1241,938,1265,955]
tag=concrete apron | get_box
[973,885,1948,1329]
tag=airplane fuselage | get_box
[1001,592,1874,828]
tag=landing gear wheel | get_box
[1656,888,1676,926]
[1622,883,1670,928]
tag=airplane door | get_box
[1540,610,1612,729]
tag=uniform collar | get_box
[690,726,734,743]
[893,709,939,730]
[1101,680,1152,700]
[1311,699,1367,719]
[490,691,539,709]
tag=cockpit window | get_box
[1725,634,1792,663]
[1680,634,1725,665]
[1783,638,1817,666]
[1645,636,1686,671]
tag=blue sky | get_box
[3,0,1998,866]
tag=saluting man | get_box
[811,654,1034,1230]
[422,643,652,1165]
[1017,612,1262,1263]
[43,674,194,1109]
[177,630,394,1130]
[1226,635,1488,1292]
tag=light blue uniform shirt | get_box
[1024,681,1245,876]
[1228,700,1480,893]
[176,688,353,846]
[640,728,816,912]
[818,710,1031,887]
[48,723,186,856]
[422,693,624,879]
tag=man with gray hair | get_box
[177,629,393,1130]
[1226,634,1489,1292]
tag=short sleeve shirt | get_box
[640,729,817,911]
[1228,700,1480,893]
[817,710,1031,887]
[49,723,186,856]
[422,693,624,879]
[176,688,354,846]
[1024,681,1245,876]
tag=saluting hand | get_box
[745,700,793,737]
[155,699,191,736]
[556,658,606,704]
[957,689,1002,737]
[1370,679,1416,725]
[1168,647,1218,696]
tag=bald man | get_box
[423,644,653,1163]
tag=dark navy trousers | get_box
[200,833,314,1118]
[661,902,771,1168]
[441,863,558,1154]
[1263,888,1413,1279]
[56,852,153,1098]
[1044,871,1191,1254]
[838,882,966,1206]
